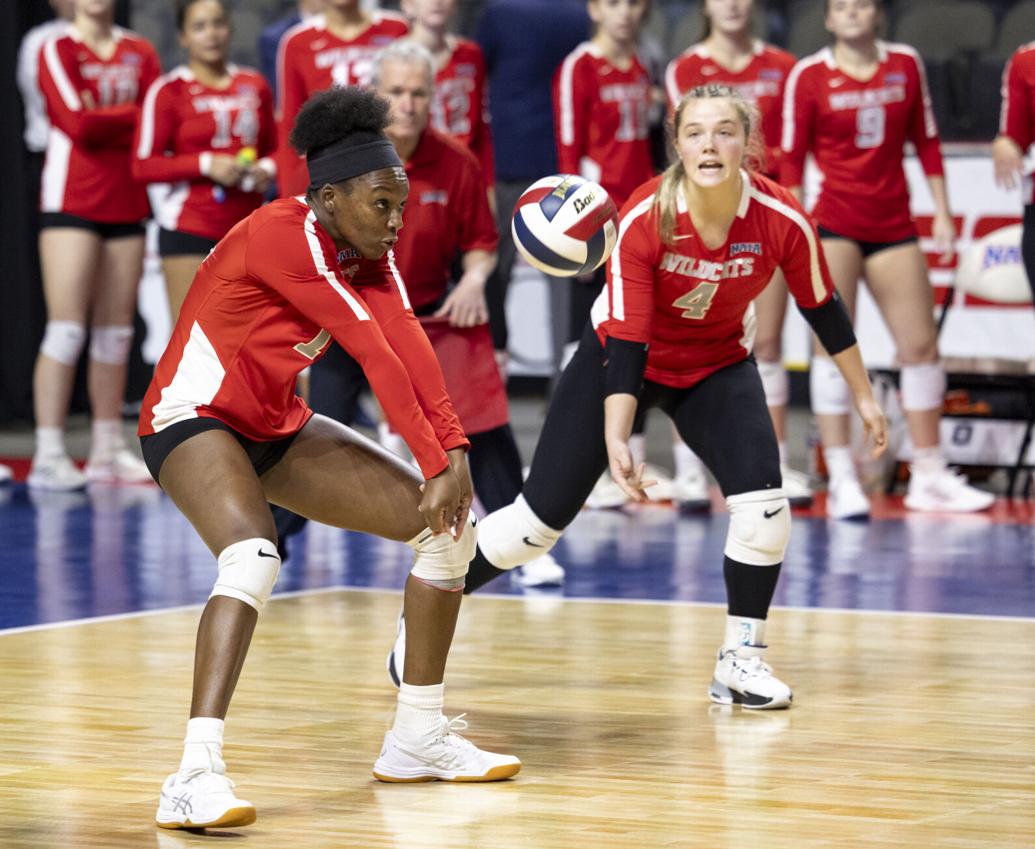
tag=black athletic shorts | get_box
[817,225,917,258]
[39,212,145,239]
[140,417,300,485]
[159,227,218,257]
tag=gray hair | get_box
[371,40,435,90]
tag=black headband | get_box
[306,137,403,188]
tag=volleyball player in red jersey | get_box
[392,85,888,709]
[275,0,408,196]
[665,0,808,509]
[30,0,160,491]
[993,41,1035,311]
[134,0,277,321]
[782,0,993,519]
[145,87,519,830]
[402,0,495,190]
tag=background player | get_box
[135,0,277,321]
[275,0,408,197]
[553,0,666,510]
[30,0,160,490]
[665,0,806,510]
[145,86,519,831]
[992,40,1035,315]
[392,84,888,708]
[782,0,994,519]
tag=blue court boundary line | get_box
[2,584,1033,637]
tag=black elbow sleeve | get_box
[603,336,648,397]
[799,292,857,356]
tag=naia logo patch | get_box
[730,242,762,256]
[337,248,361,263]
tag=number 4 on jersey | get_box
[673,281,719,319]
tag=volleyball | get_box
[511,175,619,277]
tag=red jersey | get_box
[38,26,160,222]
[432,37,495,185]
[553,42,654,209]
[395,129,498,311]
[594,171,836,388]
[140,198,467,480]
[999,42,1035,204]
[781,42,944,243]
[275,12,409,196]
[134,65,277,241]
[665,40,795,180]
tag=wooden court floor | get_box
[1,589,1033,849]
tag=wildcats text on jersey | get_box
[828,85,906,111]
[660,252,756,280]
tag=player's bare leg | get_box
[866,243,993,512]
[85,235,150,483]
[812,238,869,519]
[29,228,100,491]
[263,414,521,782]
[161,254,205,323]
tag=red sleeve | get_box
[554,51,591,176]
[133,76,205,183]
[456,151,499,253]
[1001,50,1033,149]
[470,53,496,185]
[245,215,451,479]
[256,76,278,159]
[354,255,470,453]
[275,33,306,188]
[906,52,944,178]
[771,190,836,309]
[779,60,814,188]
[39,37,137,148]
[605,197,659,344]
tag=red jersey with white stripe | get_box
[432,37,495,185]
[38,26,160,222]
[275,12,409,197]
[781,42,944,243]
[665,40,795,180]
[139,198,467,480]
[999,42,1035,204]
[134,65,277,241]
[395,129,498,311]
[594,171,836,388]
[553,42,654,209]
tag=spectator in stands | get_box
[401,0,495,196]
[782,0,994,518]
[664,0,809,511]
[993,41,1035,312]
[257,0,324,99]
[135,0,278,321]
[275,0,408,197]
[476,0,589,367]
[30,0,161,490]
[12,0,76,487]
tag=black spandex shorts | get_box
[39,212,145,239]
[140,417,300,485]
[159,227,219,257]
[817,225,917,258]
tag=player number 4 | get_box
[673,281,719,319]
[294,328,331,360]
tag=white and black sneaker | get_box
[155,768,255,830]
[373,715,521,783]
[708,645,792,710]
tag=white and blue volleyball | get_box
[511,175,619,277]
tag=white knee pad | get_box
[477,495,562,571]
[756,359,789,408]
[210,538,281,612]
[724,489,790,566]
[89,325,133,365]
[40,320,86,366]
[810,356,851,415]
[900,361,946,412]
[409,513,477,590]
